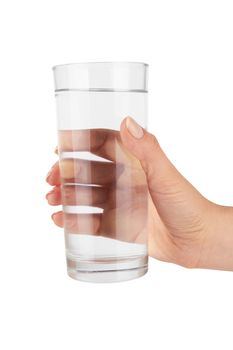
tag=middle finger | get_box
[48,159,122,186]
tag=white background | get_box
[0,1,233,349]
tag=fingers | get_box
[58,129,120,162]
[47,185,107,207]
[52,211,102,235]
[46,158,120,186]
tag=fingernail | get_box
[126,117,144,139]
[46,162,58,181]
[46,169,52,181]
[51,212,57,220]
[45,189,53,200]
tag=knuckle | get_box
[149,133,160,150]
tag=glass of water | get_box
[52,62,149,283]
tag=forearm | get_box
[198,204,233,271]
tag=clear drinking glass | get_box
[52,62,149,283]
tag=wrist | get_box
[197,203,233,271]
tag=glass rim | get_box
[52,61,149,71]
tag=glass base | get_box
[66,255,148,283]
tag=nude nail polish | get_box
[126,117,144,139]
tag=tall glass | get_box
[53,62,149,283]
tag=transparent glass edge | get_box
[52,61,149,71]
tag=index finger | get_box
[58,128,134,163]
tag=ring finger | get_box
[46,185,108,207]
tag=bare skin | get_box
[46,116,233,271]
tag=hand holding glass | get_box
[53,62,148,282]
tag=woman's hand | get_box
[46,116,233,271]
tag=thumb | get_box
[120,117,206,219]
